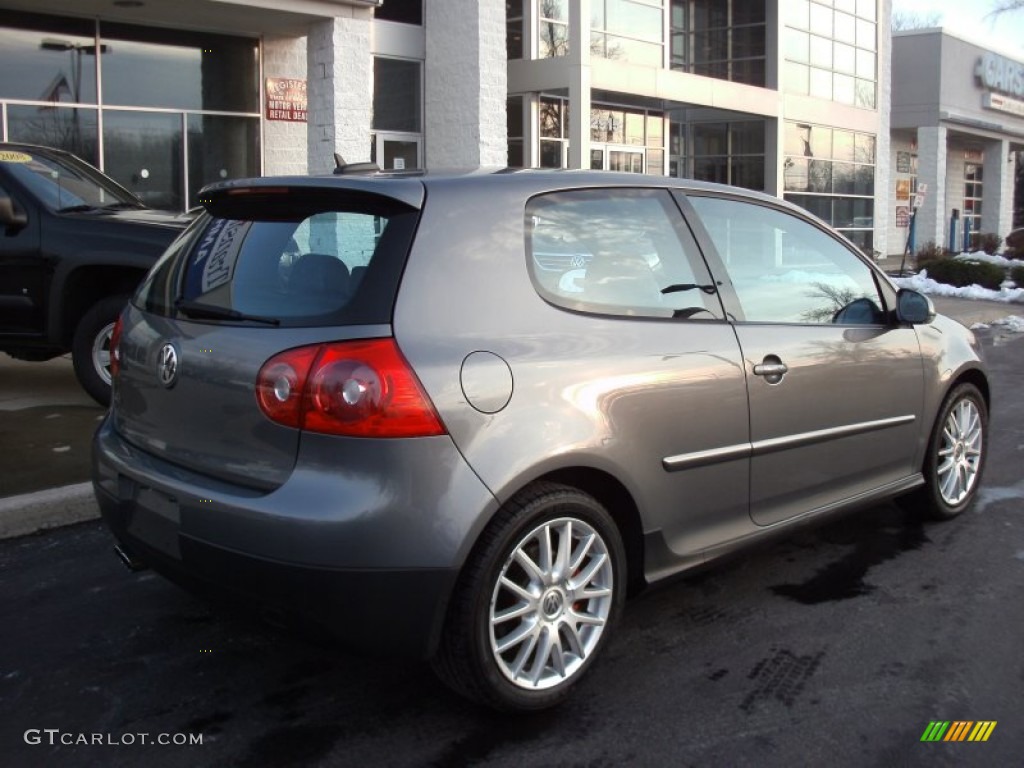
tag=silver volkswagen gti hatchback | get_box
[93,169,988,711]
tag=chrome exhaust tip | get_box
[113,544,148,572]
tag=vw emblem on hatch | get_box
[570,254,586,269]
[157,343,180,388]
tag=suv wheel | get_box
[433,482,626,711]
[72,296,128,407]
[918,383,988,520]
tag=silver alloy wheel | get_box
[936,397,983,506]
[92,321,115,386]
[488,516,614,690]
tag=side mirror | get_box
[896,288,935,325]
[0,195,27,231]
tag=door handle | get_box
[753,357,788,384]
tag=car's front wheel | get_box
[433,482,626,711]
[72,295,128,407]
[919,382,988,520]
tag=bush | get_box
[914,240,947,269]
[977,232,1002,255]
[925,259,1006,290]
[1010,264,1024,286]
[1005,246,1024,261]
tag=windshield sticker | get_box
[0,151,32,163]
[185,218,251,297]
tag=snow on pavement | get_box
[891,270,1024,303]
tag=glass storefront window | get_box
[783,120,876,252]
[540,139,564,168]
[187,114,258,208]
[102,110,183,211]
[1,14,259,213]
[674,117,765,191]
[101,23,257,112]
[7,104,99,165]
[591,108,625,144]
[373,57,421,133]
[625,112,645,145]
[0,14,99,104]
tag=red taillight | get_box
[255,339,446,438]
[109,315,124,380]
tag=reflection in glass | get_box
[809,67,832,100]
[103,110,182,211]
[0,22,99,104]
[540,22,569,58]
[101,23,258,111]
[7,104,99,165]
[689,195,883,324]
[187,114,258,208]
[609,150,643,173]
[646,149,665,176]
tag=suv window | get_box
[688,196,885,325]
[526,188,723,320]
[1,150,138,211]
[135,191,419,326]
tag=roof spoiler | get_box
[334,153,380,175]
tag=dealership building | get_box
[1,1,904,255]
[889,28,1023,255]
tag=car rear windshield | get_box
[134,189,419,326]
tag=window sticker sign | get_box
[265,77,307,122]
[184,218,251,299]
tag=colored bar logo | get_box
[921,721,997,742]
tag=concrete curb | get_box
[0,482,99,540]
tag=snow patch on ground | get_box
[892,270,1024,303]
[953,251,1022,268]
[970,316,1024,333]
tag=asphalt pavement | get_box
[1,294,1022,538]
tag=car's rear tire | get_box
[72,295,128,407]
[432,482,626,711]
[916,382,988,520]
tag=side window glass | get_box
[526,188,722,320]
[688,196,884,324]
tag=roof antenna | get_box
[333,153,380,175]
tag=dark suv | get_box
[0,143,188,405]
[95,170,987,711]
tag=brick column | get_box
[307,12,373,176]
[263,35,308,176]
[982,138,1014,240]
[915,125,947,252]
[425,0,507,167]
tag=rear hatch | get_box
[112,178,424,490]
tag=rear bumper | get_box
[92,416,499,658]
